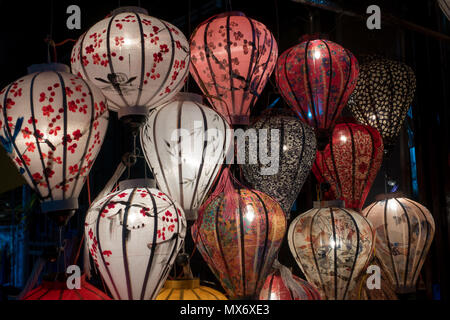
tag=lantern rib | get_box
[267,274,275,299]
[83,284,108,300]
[347,124,356,208]
[225,15,236,120]
[394,197,413,288]
[133,13,146,108]
[55,72,69,199]
[36,288,51,300]
[341,208,361,300]
[357,126,377,211]
[309,208,328,299]
[329,133,343,199]
[323,41,333,129]
[237,189,247,296]
[291,120,307,202]
[73,289,84,300]
[383,199,401,288]
[304,41,320,130]
[199,287,219,300]
[329,207,338,299]
[176,100,184,209]
[240,16,257,119]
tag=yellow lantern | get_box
[156,279,227,300]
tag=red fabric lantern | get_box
[275,39,359,146]
[312,123,383,211]
[22,274,111,300]
[189,11,278,126]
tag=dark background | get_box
[0,0,448,300]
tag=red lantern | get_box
[312,123,383,211]
[22,274,111,300]
[275,39,359,147]
[189,11,278,126]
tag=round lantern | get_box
[363,193,435,294]
[189,11,278,126]
[85,179,187,300]
[0,64,109,225]
[288,201,375,300]
[275,39,359,148]
[156,279,228,300]
[312,122,384,211]
[140,92,233,221]
[192,169,286,299]
[22,274,111,300]
[71,7,190,121]
[438,0,450,21]
[242,108,316,217]
[347,57,416,153]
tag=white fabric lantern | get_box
[140,92,232,220]
[0,63,109,225]
[85,179,187,300]
[438,0,450,21]
[71,6,190,119]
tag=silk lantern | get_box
[0,64,109,225]
[242,108,317,217]
[22,274,111,300]
[347,57,416,154]
[275,39,359,148]
[288,201,375,300]
[156,279,228,300]
[85,179,187,300]
[192,168,286,299]
[363,193,435,293]
[313,122,384,211]
[438,0,450,21]
[189,11,278,126]
[71,7,189,121]
[140,92,233,220]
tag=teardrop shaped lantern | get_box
[312,122,384,211]
[85,179,187,300]
[438,0,450,22]
[347,57,416,154]
[288,201,375,300]
[275,39,359,148]
[189,11,278,126]
[0,64,109,225]
[156,279,228,300]
[140,93,233,221]
[192,169,287,299]
[241,108,316,217]
[71,7,190,123]
[22,273,111,300]
[363,193,435,294]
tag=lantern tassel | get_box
[272,259,309,300]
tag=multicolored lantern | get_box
[140,93,232,220]
[0,64,109,225]
[189,11,278,126]
[156,279,228,300]
[312,122,384,211]
[71,7,189,120]
[192,168,286,299]
[363,193,435,293]
[22,274,111,300]
[288,201,375,300]
[347,57,416,153]
[242,108,317,217]
[275,39,359,148]
[85,179,187,300]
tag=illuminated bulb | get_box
[314,50,321,60]
[387,199,398,211]
[330,239,336,248]
[340,135,347,143]
[245,205,255,223]
[283,145,288,151]
[124,38,133,46]
[270,293,278,300]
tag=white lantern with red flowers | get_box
[0,63,109,225]
[71,6,190,120]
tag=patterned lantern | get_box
[189,11,278,126]
[156,279,228,300]
[438,0,450,21]
[0,64,109,225]
[22,274,111,300]
[85,179,187,300]
[347,57,416,153]
[140,93,233,221]
[192,168,286,299]
[71,7,189,120]
[312,122,384,211]
[363,193,435,293]
[242,108,316,217]
[288,201,375,300]
[275,39,359,148]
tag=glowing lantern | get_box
[242,108,317,217]
[275,39,359,148]
[0,64,109,225]
[71,7,189,122]
[189,11,278,126]
[363,193,435,293]
[288,201,375,300]
[22,274,111,300]
[156,279,228,300]
[140,93,233,221]
[312,122,384,211]
[85,179,187,300]
[438,0,450,22]
[347,57,416,154]
[192,168,286,299]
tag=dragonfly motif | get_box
[95,73,137,95]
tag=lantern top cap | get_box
[164,279,201,289]
[172,92,203,104]
[313,200,345,209]
[112,6,149,15]
[119,178,156,190]
[27,63,70,74]
[214,11,246,19]
[375,192,406,201]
